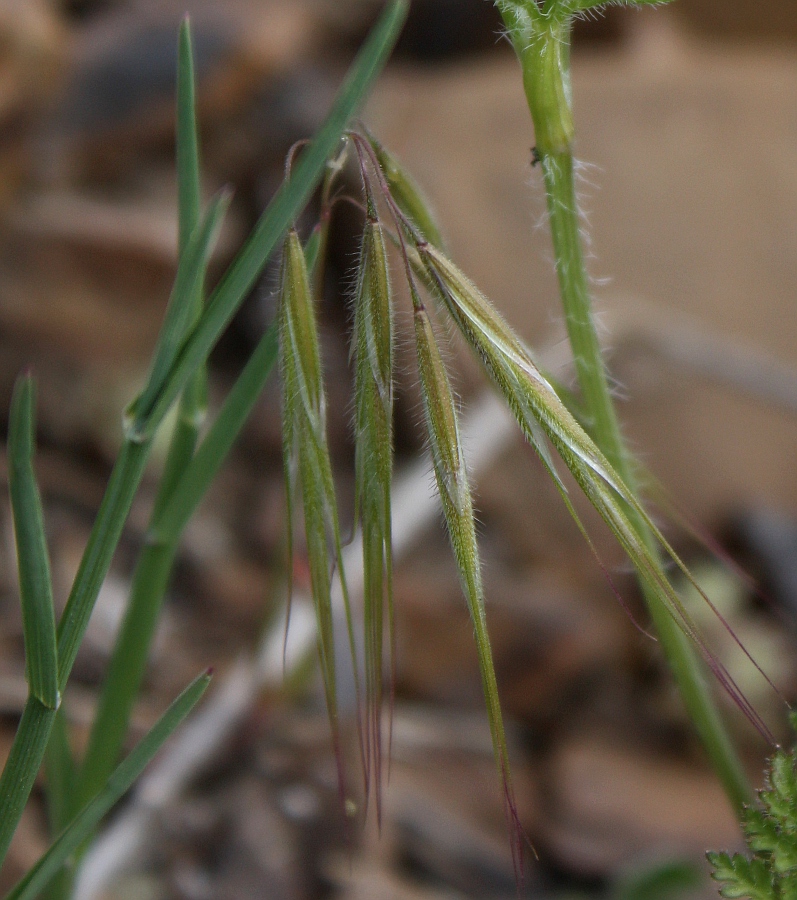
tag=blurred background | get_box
[1,0,797,897]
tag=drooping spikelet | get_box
[412,286,523,875]
[419,241,769,733]
[279,229,359,773]
[351,213,394,818]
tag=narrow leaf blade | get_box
[76,19,212,810]
[130,188,230,428]
[0,698,57,868]
[177,16,201,256]
[5,671,212,900]
[8,374,59,710]
[154,326,279,544]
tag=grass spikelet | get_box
[279,229,360,782]
[352,213,394,819]
[411,287,523,876]
[419,241,772,738]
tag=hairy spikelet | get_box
[419,241,770,731]
[279,229,358,775]
[412,291,523,876]
[352,216,394,818]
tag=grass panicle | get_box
[352,211,394,818]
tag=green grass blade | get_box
[4,672,211,900]
[43,710,77,836]
[41,709,77,900]
[165,8,208,505]
[73,544,178,811]
[127,0,408,443]
[55,13,211,695]
[152,324,279,544]
[56,440,151,690]
[155,8,209,515]
[129,189,229,429]
[0,698,57,868]
[75,19,209,811]
[176,17,201,257]
[8,375,59,710]
[304,224,323,277]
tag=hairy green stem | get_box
[500,4,751,812]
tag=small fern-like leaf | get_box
[707,852,775,900]
[763,751,797,831]
[744,806,781,857]
[709,722,797,897]
[779,870,797,900]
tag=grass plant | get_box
[0,3,408,895]
[1,0,792,896]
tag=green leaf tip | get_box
[8,374,59,710]
[128,189,231,441]
[177,13,202,256]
